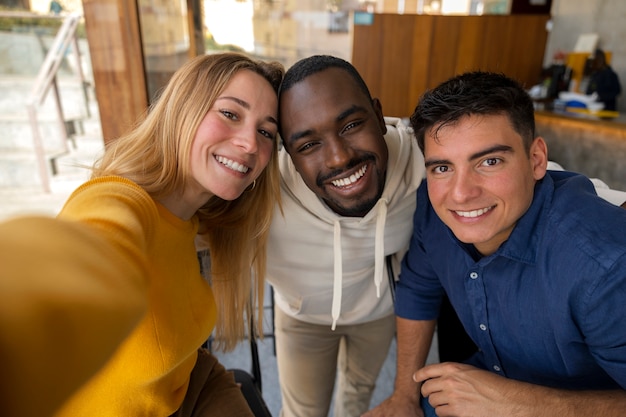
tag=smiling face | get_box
[279,67,388,217]
[424,113,547,256]
[188,69,278,205]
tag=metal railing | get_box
[24,12,89,193]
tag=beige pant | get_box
[275,308,396,417]
[170,348,254,417]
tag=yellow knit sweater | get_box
[0,176,216,417]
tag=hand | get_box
[362,393,423,417]
[414,362,518,417]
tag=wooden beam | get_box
[81,0,148,145]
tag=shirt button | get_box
[470,272,478,279]
[479,324,487,331]
[493,365,501,372]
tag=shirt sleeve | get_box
[579,252,626,388]
[547,162,626,207]
[0,177,157,417]
[395,180,445,321]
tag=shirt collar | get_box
[480,174,554,266]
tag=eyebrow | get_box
[217,96,278,126]
[424,144,514,168]
[285,104,368,145]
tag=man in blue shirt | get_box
[365,71,626,417]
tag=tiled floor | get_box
[212,289,440,417]
[213,323,399,417]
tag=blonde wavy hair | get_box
[92,52,284,351]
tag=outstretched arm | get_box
[0,216,149,417]
[415,362,626,417]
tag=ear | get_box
[372,98,387,135]
[529,137,548,180]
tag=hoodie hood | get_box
[268,117,425,328]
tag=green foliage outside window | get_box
[0,5,86,37]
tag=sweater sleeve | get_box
[0,177,158,417]
[395,181,445,321]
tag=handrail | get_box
[24,12,88,193]
[30,13,82,105]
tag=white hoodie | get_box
[267,117,425,329]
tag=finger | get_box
[420,378,434,397]
[420,392,443,417]
[413,363,446,383]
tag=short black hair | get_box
[410,71,536,153]
[593,48,607,66]
[279,55,372,100]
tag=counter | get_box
[535,109,626,191]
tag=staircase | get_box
[0,17,104,193]
[0,76,95,184]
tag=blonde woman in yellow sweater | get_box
[0,52,283,417]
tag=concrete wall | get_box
[545,0,626,111]
[536,113,626,190]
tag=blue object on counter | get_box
[565,100,587,108]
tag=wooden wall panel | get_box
[428,16,463,90]
[379,14,417,117]
[352,13,550,118]
[352,14,384,102]
[407,15,435,117]
[454,17,486,75]
[514,15,551,87]
[503,17,528,79]
[480,17,512,73]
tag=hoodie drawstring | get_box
[331,220,342,330]
[374,198,388,298]
[330,199,388,331]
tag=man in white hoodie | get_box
[266,56,626,417]
[266,55,426,417]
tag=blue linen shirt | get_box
[396,170,626,390]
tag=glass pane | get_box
[137,0,191,102]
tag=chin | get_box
[213,188,246,201]
[449,228,487,245]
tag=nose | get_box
[324,136,354,169]
[449,169,481,203]
[233,125,259,154]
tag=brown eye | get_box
[258,129,275,140]
[483,158,501,167]
[220,110,238,120]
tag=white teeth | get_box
[216,156,249,173]
[332,165,367,187]
[455,206,493,218]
